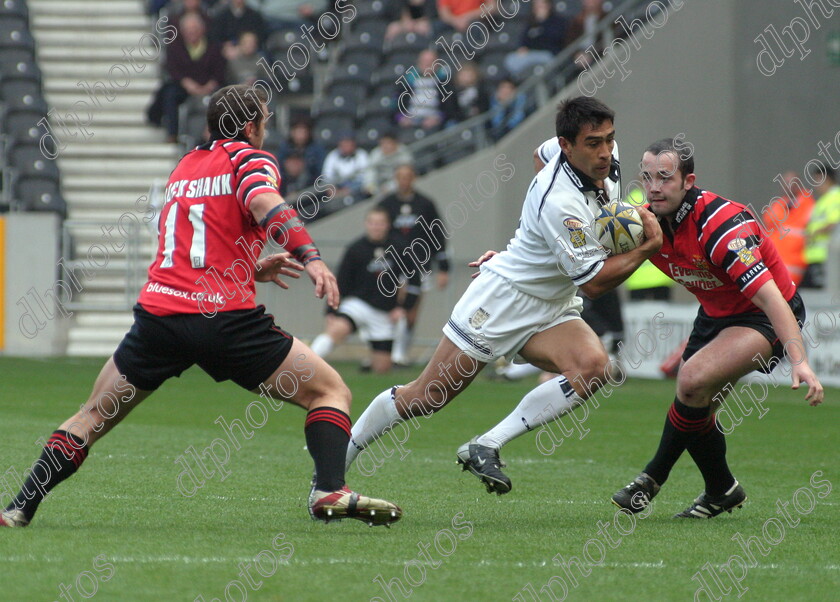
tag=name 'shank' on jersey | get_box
[163,173,233,202]
[139,139,285,316]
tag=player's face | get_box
[560,121,615,184]
[640,151,694,217]
[365,212,390,242]
[395,166,415,192]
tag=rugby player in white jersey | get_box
[345,97,662,494]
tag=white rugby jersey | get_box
[482,139,621,301]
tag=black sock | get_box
[6,430,89,522]
[304,407,351,492]
[643,398,711,486]
[686,415,735,497]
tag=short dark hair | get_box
[367,206,391,223]
[807,160,836,183]
[207,84,268,141]
[644,137,695,177]
[555,96,615,142]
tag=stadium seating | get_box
[7,140,66,215]
[0,4,66,215]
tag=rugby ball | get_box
[593,202,645,255]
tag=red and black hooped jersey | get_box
[650,187,796,318]
[138,139,282,316]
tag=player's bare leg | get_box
[370,349,393,374]
[309,314,353,360]
[457,320,609,494]
[392,299,421,365]
[255,338,401,526]
[345,336,486,471]
[614,327,769,517]
[2,358,151,527]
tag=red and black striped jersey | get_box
[138,139,283,316]
[650,187,795,318]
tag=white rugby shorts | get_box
[442,269,583,362]
[337,297,395,342]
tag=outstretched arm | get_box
[249,191,340,308]
[750,281,823,406]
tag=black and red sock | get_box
[643,398,711,486]
[686,416,735,497]
[6,430,89,521]
[304,407,351,492]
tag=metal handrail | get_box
[288,0,651,221]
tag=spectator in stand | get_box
[257,0,328,33]
[385,0,434,40]
[148,12,225,143]
[802,162,840,289]
[766,171,814,287]
[276,119,326,184]
[377,164,449,366]
[568,0,608,68]
[488,78,527,139]
[310,208,422,374]
[364,131,415,196]
[437,0,494,33]
[169,0,211,29]
[504,0,568,79]
[397,49,446,131]
[212,0,267,50]
[322,133,370,199]
[441,61,488,126]
[225,31,264,85]
[279,152,313,198]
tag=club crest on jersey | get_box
[564,217,586,248]
[691,255,710,271]
[727,238,757,266]
[469,308,490,329]
[265,165,279,189]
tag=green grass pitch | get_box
[0,357,836,601]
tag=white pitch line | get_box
[3,556,837,571]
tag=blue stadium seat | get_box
[314,115,355,148]
[329,62,369,86]
[9,141,65,215]
[2,94,49,140]
[384,32,431,57]
[358,115,394,149]
[0,0,29,21]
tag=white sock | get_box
[310,333,334,358]
[391,318,410,363]
[346,386,403,470]
[475,375,584,449]
[502,362,543,380]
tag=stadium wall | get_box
[260,0,840,369]
[1,214,65,356]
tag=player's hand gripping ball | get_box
[593,202,645,255]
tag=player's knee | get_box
[578,348,610,386]
[676,366,712,406]
[298,370,351,411]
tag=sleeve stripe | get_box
[571,260,604,286]
[739,266,768,292]
[539,144,551,163]
[706,223,744,261]
[696,197,728,231]
[240,181,276,205]
[724,252,741,272]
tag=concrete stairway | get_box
[29,0,179,355]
